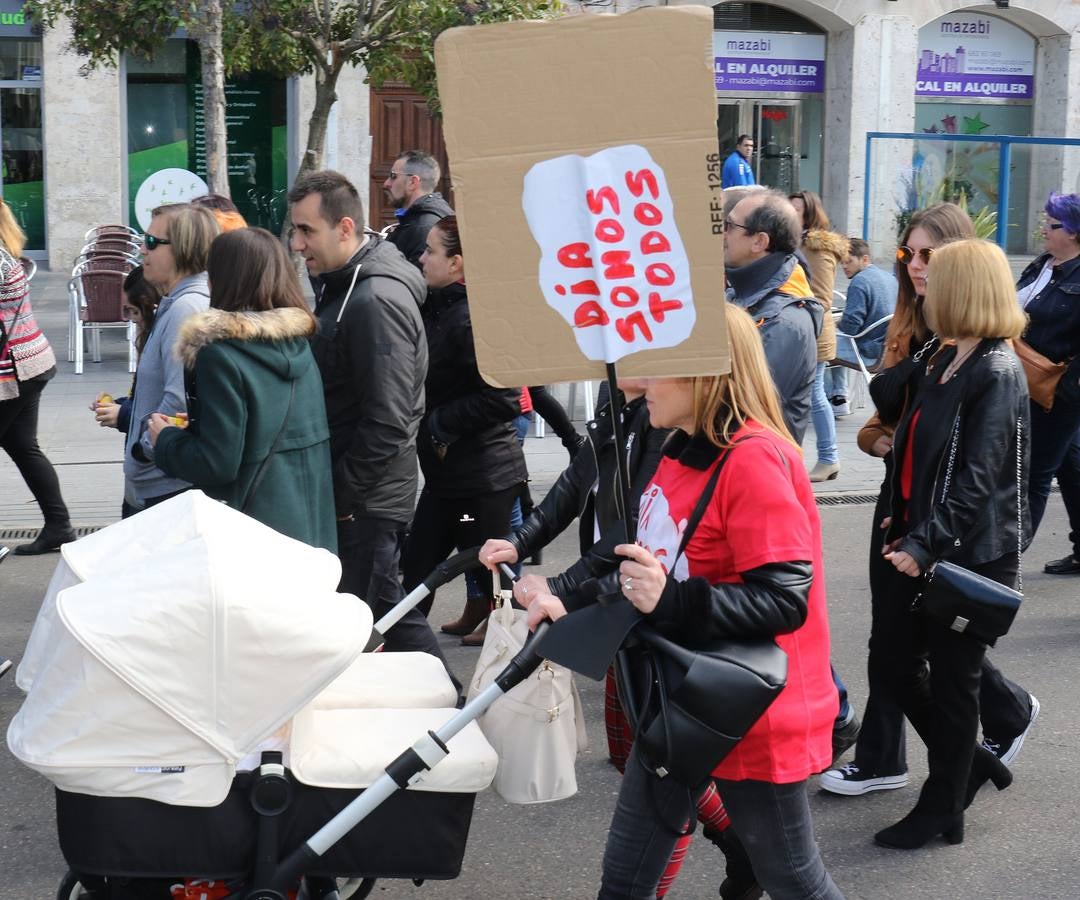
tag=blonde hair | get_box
[0,199,26,258]
[151,203,220,275]
[689,303,797,449]
[923,239,1027,340]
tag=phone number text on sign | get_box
[523,145,696,364]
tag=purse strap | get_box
[937,355,1024,593]
[240,379,296,514]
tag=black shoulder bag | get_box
[614,439,789,789]
[914,388,1023,646]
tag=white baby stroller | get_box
[8,492,547,900]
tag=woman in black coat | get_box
[402,215,528,642]
[869,239,1028,850]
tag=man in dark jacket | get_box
[724,190,821,444]
[383,150,454,268]
[288,170,448,667]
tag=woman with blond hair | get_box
[0,200,76,554]
[870,239,1029,849]
[124,203,219,510]
[525,303,843,899]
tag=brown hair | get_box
[122,265,161,354]
[790,190,830,232]
[207,227,315,325]
[687,303,797,450]
[923,240,1026,340]
[889,202,976,349]
[287,170,365,228]
[151,203,220,276]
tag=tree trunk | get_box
[297,59,342,179]
[193,0,229,196]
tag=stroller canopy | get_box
[8,491,371,806]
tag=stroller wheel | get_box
[337,879,375,900]
[56,870,94,900]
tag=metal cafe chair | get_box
[68,254,137,362]
[829,314,894,410]
[70,269,136,375]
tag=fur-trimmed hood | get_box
[803,228,850,262]
[175,307,317,375]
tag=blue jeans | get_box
[598,745,707,899]
[832,665,851,725]
[717,779,845,900]
[810,362,838,464]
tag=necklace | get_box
[940,343,978,382]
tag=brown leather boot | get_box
[461,615,490,647]
[441,595,489,636]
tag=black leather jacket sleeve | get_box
[869,353,922,427]
[510,442,597,560]
[899,359,1025,572]
[560,560,811,638]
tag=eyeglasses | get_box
[896,245,934,265]
[1048,223,1065,231]
[143,233,171,251]
[725,218,752,233]
[387,171,414,181]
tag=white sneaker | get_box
[831,399,851,418]
[982,694,1040,765]
[819,763,909,796]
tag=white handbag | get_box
[466,590,587,804]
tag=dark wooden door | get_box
[369,85,453,231]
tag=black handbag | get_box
[615,439,789,788]
[915,391,1024,646]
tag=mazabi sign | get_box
[916,12,1034,99]
[713,32,826,95]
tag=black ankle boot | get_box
[965,745,1013,808]
[874,808,964,850]
[14,525,77,556]
[703,825,763,900]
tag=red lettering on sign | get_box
[575,300,610,329]
[645,263,676,287]
[555,279,601,297]
[648,292,683,322]
[640,231,671,255]
[600,250,635,280]
[586,186,620,216]
[616,311,653,343]
[625,168,660,200]
[595,218,625,243]
[634,202,662,227]
[610,286,639,308]
[557,242,593,268]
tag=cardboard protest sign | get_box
[435,7,729,387]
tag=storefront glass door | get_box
[0,86,44,253]
[754,101,800,196]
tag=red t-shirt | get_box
[635,423,837,783]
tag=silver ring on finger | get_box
[624,577,634,591]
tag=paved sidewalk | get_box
[2,271,884,530]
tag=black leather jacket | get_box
[511,394,669,599]
[876,339,1031,573]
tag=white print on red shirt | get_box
[522,144,696,364]
[636,483,690,582]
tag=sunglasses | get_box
[896,245,934,265]
[143,233,171,251]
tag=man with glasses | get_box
[724,189,819,443]
[383,150,454,268]
[722,134,757,189]
[288,169,455,679]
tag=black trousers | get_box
[0,378,70,528]
[528,385,579,445]
[857,483,1032,776]
[337,515,455,684]
[872,554,1020,814]
[403,484,520,617]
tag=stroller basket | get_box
[57,776,475,882]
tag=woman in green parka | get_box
[149,227,336,552]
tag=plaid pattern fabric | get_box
[604,667,632,772]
